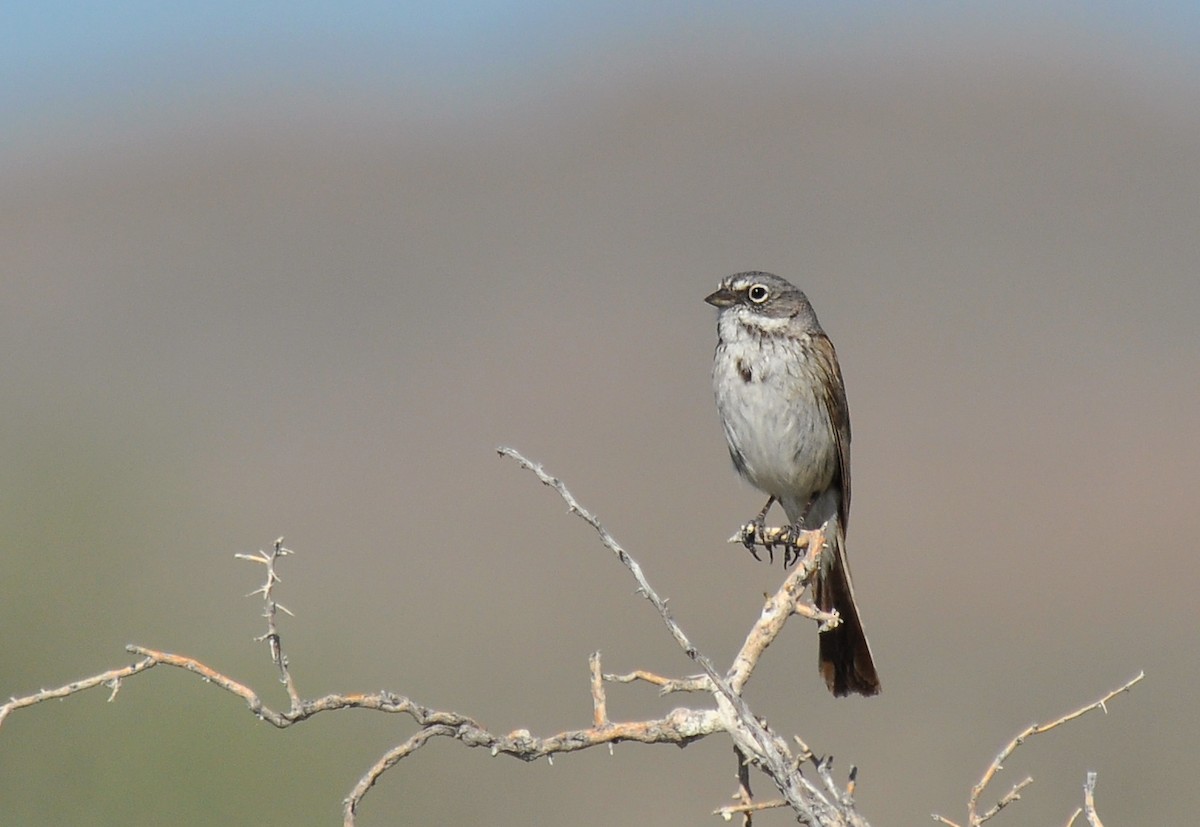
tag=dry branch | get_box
[3,451,864,826]
[934,673,1143,827]
[1082,772,1105,827]
[1,449,1143,827]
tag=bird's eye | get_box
[747,284,770,303]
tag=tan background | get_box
[3,7,1198,826]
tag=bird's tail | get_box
[812,526,881,697]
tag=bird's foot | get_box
[737,515,773,563]
[781,523,811,569]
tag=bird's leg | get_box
[783,495,818,568]
[741,496,777,563]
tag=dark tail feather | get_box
[813,529,880,697]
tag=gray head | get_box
[704,271,822,332]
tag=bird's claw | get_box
[780,525,804,568]
[782,523,827,569]
[738,517,776,563]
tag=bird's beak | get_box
[705,287,737,308]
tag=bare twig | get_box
[6,446,835,827]
[717,745,788,825]
[590,652,609,728]
[727,535,825,695]
[728,745,759,826]
[344,724,455,823]
[496,447,716,669]
[0,657,158,729]
[604,670,711,694]
[233,537,301,711]
[1082,772,1104,827]
[498,447,862,824]
[932,816,964,827]
[715,798,787,821]
[103,643,721,825]
[4,481,819,827]
[3,450,868,827]
[338,701,724,826]
[960,672,1143,826]
[2,444,1145,827]
[974,776,1033,824]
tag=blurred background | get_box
[3,2,1197,825]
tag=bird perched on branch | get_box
[706,272,880,697]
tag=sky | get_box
[6,2,1200,125]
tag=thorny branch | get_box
[1,450,1143,827]
[496,447,855,824]
[1,451,857,825]
[932,673,1142,827]
[234,538,301,711]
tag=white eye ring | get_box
[747,284,770,303]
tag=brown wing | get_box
[811,332,879,695]
[812,332,851,530]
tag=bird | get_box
[706,271,880,696]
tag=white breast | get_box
[712,314,837,510]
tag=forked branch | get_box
[2,450,1142,827]
[2,451,863,826]
[933,673,1142,827]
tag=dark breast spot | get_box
[736,358,753,383]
